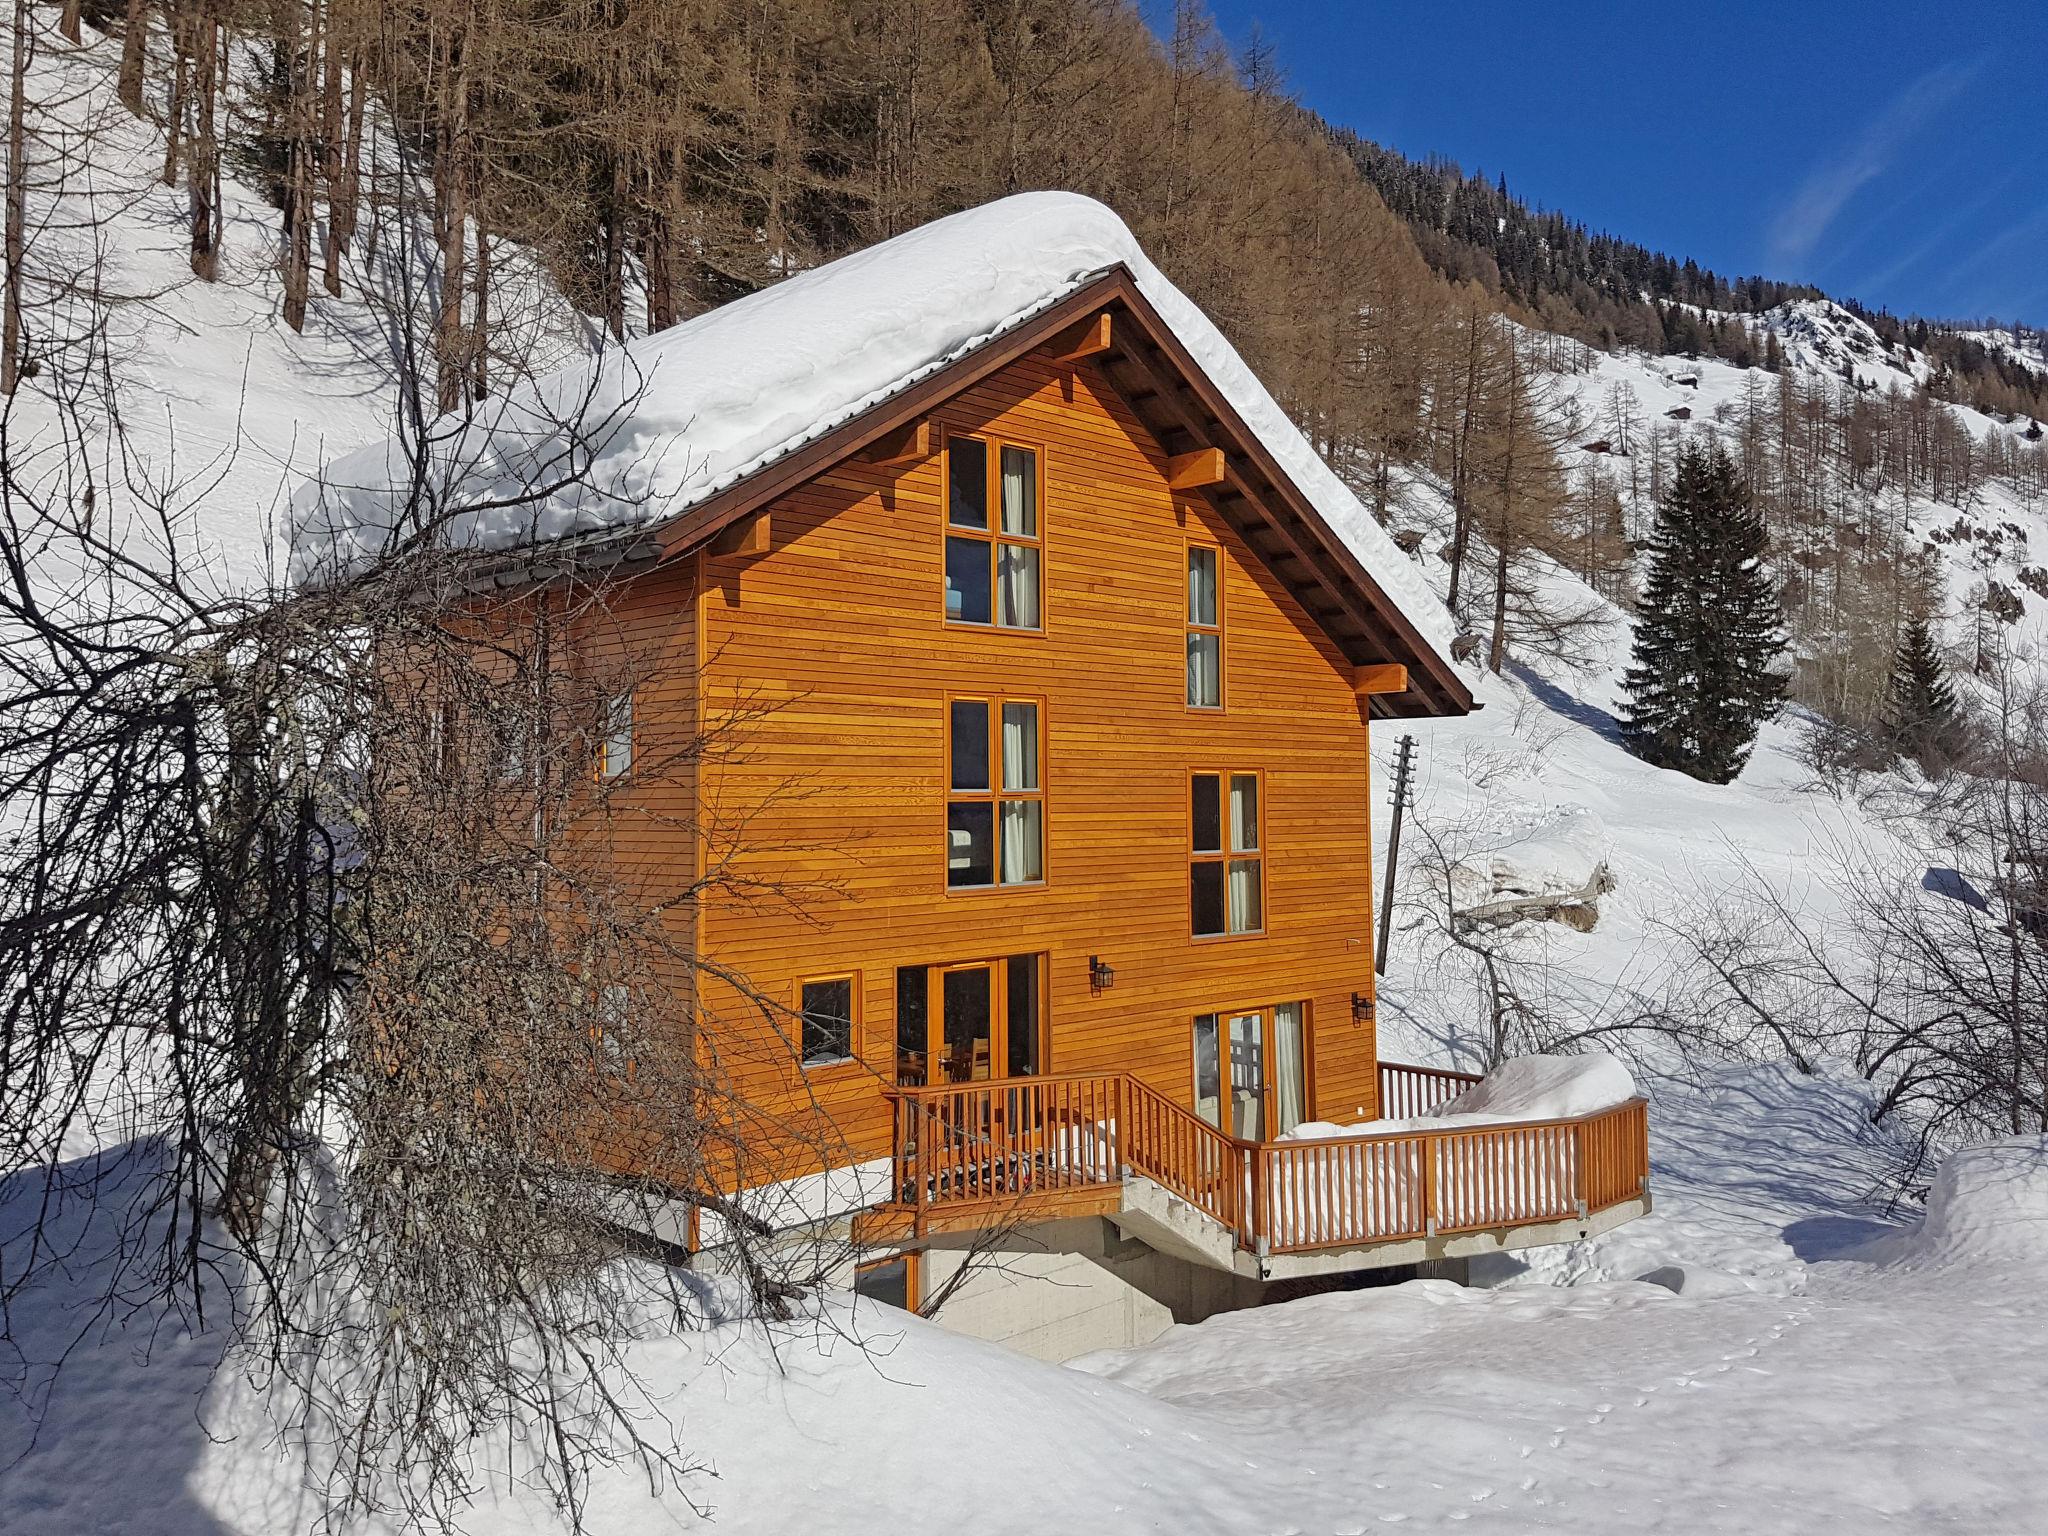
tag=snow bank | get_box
[291,192,1455,667]
[1857,1136,2048,1269]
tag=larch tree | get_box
[1621,444,1787,783]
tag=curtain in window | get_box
[996,543,1039,628]
[1000,447,1036,535]
[1001,703,1037,790]
[1000,801,1043,882]
[1000,702,1041,883]
[1187,547,1217,625]
[1227,859,1262,932]
[1186,633,1220,707]
[1272,1003,1307,1135]
[1229,774,1258,850]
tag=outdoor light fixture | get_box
[1089,955,1116,992]
[1351,991,1375,1024]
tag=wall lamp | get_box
[1351,991,1375,1025]
[1089,955,1117,993]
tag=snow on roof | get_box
[293,192,1456,661]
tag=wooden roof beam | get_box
[710,509,771,558]
[1352,662,1409,698]
[1164,447,1226,490]
[860,417,933,466]
[1041,311,1113,363]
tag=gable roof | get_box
[295,193,1472,716]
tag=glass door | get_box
[1194,1003,1311,1139]
[1227,1012,1266,1140]
[894,956,1043,1086]
[938,963,996,1084]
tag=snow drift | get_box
[1434,1052,1639,1123]
[1279,1052,1638,1144]
[291,192,1455,667]
[1857,1136,2048,1269]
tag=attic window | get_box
[945,436,1041,630]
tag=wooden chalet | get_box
[316,194,1649,1357]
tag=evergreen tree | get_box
[1621,446,1786,783]
[1884,617,1961,766]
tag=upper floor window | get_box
[1186,545,1221,707]
[947,697,1044,888]
[945,436,1041,629]
[1191,770,1262,937]
[597,690,634,779]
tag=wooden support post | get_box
[1164,446,1226,490]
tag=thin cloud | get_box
[1766,59,1984,272]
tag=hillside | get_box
[1332,121,2048,422]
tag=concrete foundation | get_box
[692,1178,1653,1364]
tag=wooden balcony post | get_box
[1248,1143,1268,1255]
[1572,1119,1591,1219]
[1420,1135,1437,1238]
[908,1096,928,1237]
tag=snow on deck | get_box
[291,192,1457,667]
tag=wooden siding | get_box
[598,346,1390,1183]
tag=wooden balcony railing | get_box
[1376,1059,1482,1119]
[882,1063,1650,1260]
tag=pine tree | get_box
[1884,616,1960,766]
[1621,445,1786,783]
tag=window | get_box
[798,976,856,1067]
[594,984,632,1078]
[598,691,634,779]
[1191,771,1263,936]
[1186,545,1222,707]
[855,1252,920,1312]
[947,698,1044,888]
[1192,1002,1310,1139]
[894,965,929,1085]
[944,436,1041,629]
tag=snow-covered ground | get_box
[11,1064,2044,1534]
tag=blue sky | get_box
[1187,0,2046,325]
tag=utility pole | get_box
[1375,733,1417,977]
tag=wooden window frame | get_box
[1184,538,1224,711]
[1189,1000,1314,1140]
[795,972,861,1071]
[854,1250,922,1313]
[944,695,1048,893]
[1188,768,1266,940]
[942,430,1047,634]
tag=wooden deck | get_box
[864,1061,1651,1260]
